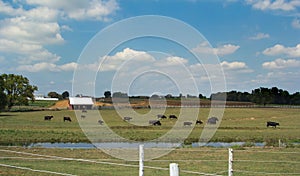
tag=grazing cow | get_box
[157,114,167,119]
[267,121,280,128]
[153,120,162,126]
[196,120,203,125]
[169,115,178,119]
[63,116,72,122]
[207,117,218,124]
[82,109,87,113]
[183,122,193,126]
[44,115,53,120]
[123,117,132,121]
[81,115,86,118]
[98,120,104,125]
[149,120,158,125]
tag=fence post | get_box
[228,148,233,176]
[169,163,179,176]
[139,144,144,176]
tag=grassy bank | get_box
[0,108,299,145]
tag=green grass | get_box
[0,147,299,176]
[0,108,299,145]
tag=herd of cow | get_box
[44,115,72,122]
[44,110,280,128]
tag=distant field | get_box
[0,107,299,145]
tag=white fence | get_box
[1,146,299,176]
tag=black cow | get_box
[196,120,203,125]
[169,115,178,119]
[183,122,193,126]
[157,114,167,119]
[44,115,53,120]
[207,117,218,124]
[98,120,104,125]
[153,120,162,126]
[149,120,158,125]
[123,117,132,121]
[63,116,72,122]
[267,121,280,128]
[81,115,86,118]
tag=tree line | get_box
[211,87,300,105]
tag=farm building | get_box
[68,97,94,110]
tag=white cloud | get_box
[246,0,300,11]
[221,61,247,70]
[0,0,119,73]
[262,58,300,69]
[249,32,270,40]
[0,39,60,64]
[192,42,240,56]
[16,62,78,72]
[263,44,300,57]
[0,17,64,45]
[292,18,300,29]
[25,0,119,21]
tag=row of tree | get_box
[47,91,69,100]
[211,87,300,105]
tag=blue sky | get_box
[0,0,300,97]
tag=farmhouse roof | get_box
[69,97,94,105]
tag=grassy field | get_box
[0,107,299,145]
[0,107,299,175]
[0,147,299,176]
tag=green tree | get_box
[48,91,62,100]
[0,76,7,111]
[1,74,38,110]
[104,91,111,98]
[62,91,70,99]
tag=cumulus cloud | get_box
[24,0,119,21]
[0,17,64,45]
[192,42,240,56]
[262,58,300,69]
[0,0,119,72]
[263,44,300,57]
[16,62,78,72]
[221,61,247,69]
[292,18,300,29]
[246,0,300,11]
[249,32,270,40]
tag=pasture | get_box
[0,107,299,175]
[0,147,299,175]
[0,108,299,145]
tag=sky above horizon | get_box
[0,0,300,97]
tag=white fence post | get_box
[228,148,233,176]
[169,163,179,176]
[139,145,144,176]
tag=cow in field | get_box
[98,120,104,125]
[44,115,53,120]
[207,117,218,124]
[196,120,203,125]
[149,120,158,125]
[63,116,72,122]
[267,121,280,128]
[123,117,132,121]
[183,122,193,126]
[82,109,87,113]
[152,120,162,126]
[81,115,86,118]
[169,115,178,119]
[157,114,167,119]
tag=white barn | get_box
[68,97,94,110]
